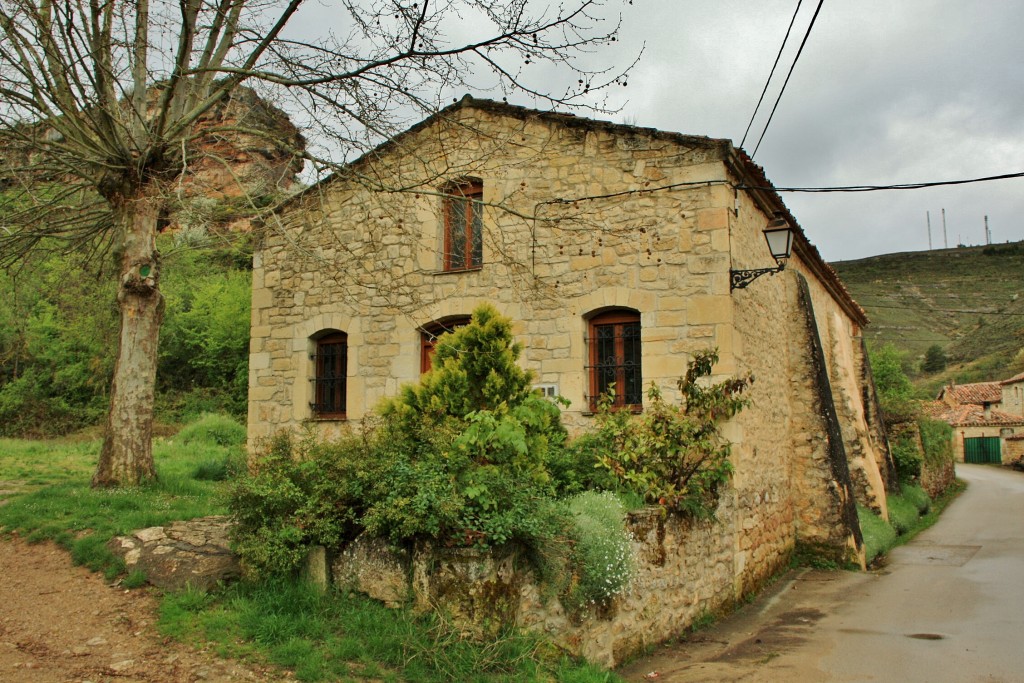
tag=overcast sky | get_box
[579,0,1024,262]
[285,1,1024,263]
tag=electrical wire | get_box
[742,170,1024,193]
[750,0,827,160]
[740,0,804,150]
[856,302,1024,316]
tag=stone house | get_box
[248,97,893,653]
[930,374,1024,463]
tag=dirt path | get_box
[0,536,277,683]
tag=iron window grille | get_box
[442,180,483,271]
[310,332,347,418]
[586,312,642,411]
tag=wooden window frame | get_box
[310,331,347,419]
[586,310,643,412]
[420,316,471,373]
[442,180,483,272]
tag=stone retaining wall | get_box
[328,500,790,668]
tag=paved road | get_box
[618,464,1024,683]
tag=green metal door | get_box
[964,436,1001,464]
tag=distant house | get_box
[929,376,1024,463]
[248,96,894,592]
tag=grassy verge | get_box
[0,434,233,578]
[0,425,621,682]
[858,479,966,565]
[160,580,618,682]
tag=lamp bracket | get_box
[730,261,787,290]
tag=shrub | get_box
[563,491,634,607]
[230,431,372,579]
[899,483,931,515]
[177,413,247,447]
[857,504,896,565]
[368,304,568,548]
[886,496,920,535]
[589,349,750,517]
[890,434,922,481]
[918,417,953,469]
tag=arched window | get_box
[420,316,471,373]
[442,180,483,271]
[586,309,642,411]
[310,331,347,419]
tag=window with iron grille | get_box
[310,331,347,419]
[586,310,642,411]
[420,316,471,373]
[442,180,483,271]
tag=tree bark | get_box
[92,191,165,488]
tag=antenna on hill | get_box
[942,208,948,248]
[927,211,932,249]
[985,215,991,245]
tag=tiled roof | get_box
[939,382,1002,406]
[924,401,1024,427]
[1000,372,1024,386]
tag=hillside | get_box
[832,241,1024,392]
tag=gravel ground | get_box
[0,536,278,683]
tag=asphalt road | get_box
[618,464,1024,683]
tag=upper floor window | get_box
[420,316,471,373]
[310,331,347,419]
[442,180,483,271]
[586,310,642,411]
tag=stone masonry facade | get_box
[249,97,891,648]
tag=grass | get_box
[0,424,622,682]
[858,480,966,566]
[160,579,619,682]
[0,434,234,578]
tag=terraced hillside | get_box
[831,241,1024,391]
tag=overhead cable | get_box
[750,0,827,160]
[739,0,804,150]
[740,170,1024,193]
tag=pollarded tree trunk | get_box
[92,191,165,487]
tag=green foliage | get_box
[159,265,252,420]
[158,579,622,682]
[890,433,922,481]
[177,413,247,448]
[369,304,568,548]
[0,235,254,436]
[0,433,231,576]
[886,496,920,535]
[918,417,953,468]
[857,504,896,565]
[563,491,634,607]
[229,431,370,579]
[900,483,931,515]
[589,349,750,517]
[869,344,920,425]
[921,344,947,373]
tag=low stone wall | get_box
[108,516,240,591]
[328,497,791,667]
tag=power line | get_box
[741,170,1024,193]
[751,0,826,160]
[858,302,1024,316]
[740,0,804,150]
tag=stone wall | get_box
[329,501,786,668]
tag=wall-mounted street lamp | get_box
[730,215,795,290]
